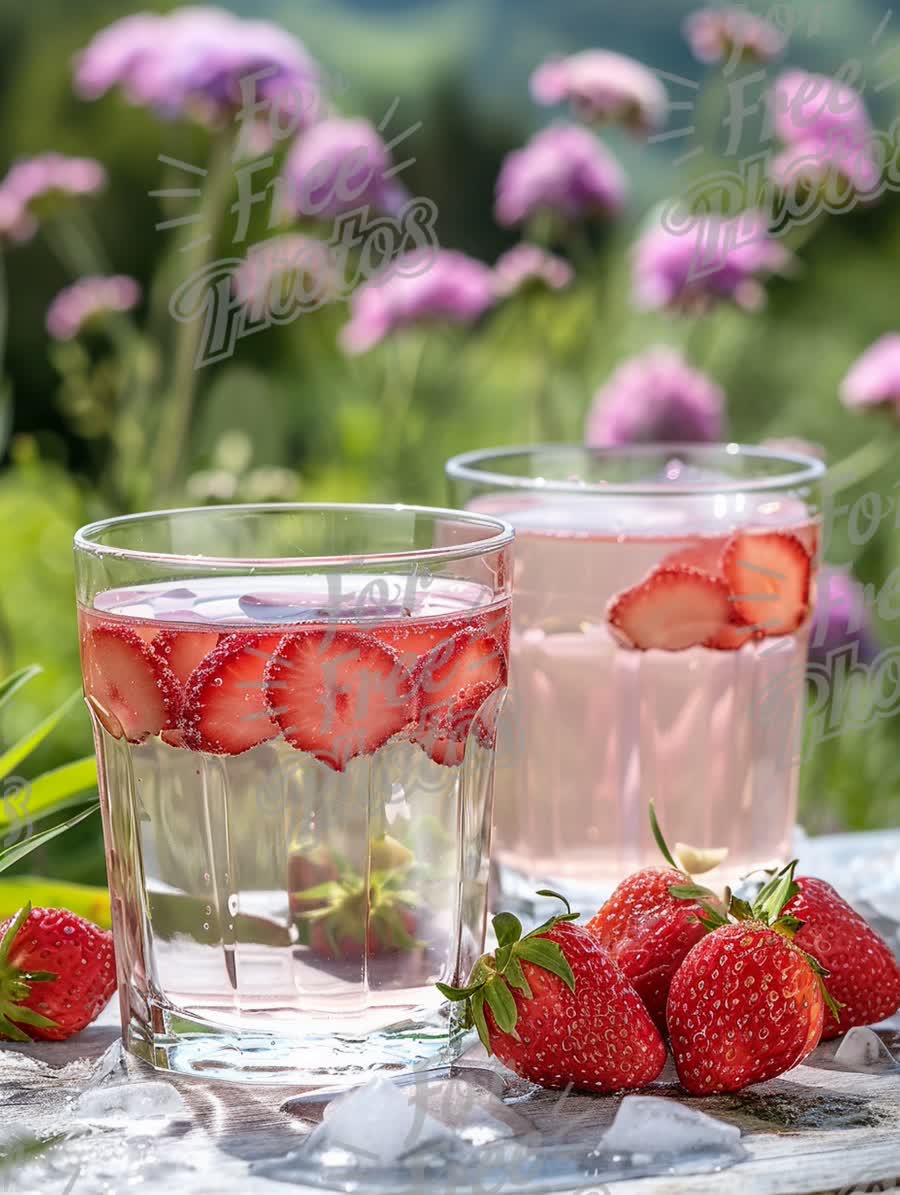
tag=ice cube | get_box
[74,1080,187,1131]
[83,1039,128,1089]
[602,1096,744,1159]
[307,1076,452,1166]
[833,1027,900,1074]
[408,1077,532,1146]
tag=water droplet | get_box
[212,677,223,687]
[202,922,210,931]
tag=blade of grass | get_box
[0,878,110,926]
[0,665,42,713]
[0,756,98,829]
[0,692,81,781]
[0,803,99,875]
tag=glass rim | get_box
[74,502,515,570]
[445,442,827,497]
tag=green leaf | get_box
[470,990,491,1053]
[436,981,485,1002]
[504,955,532,999]
[729,896,755,922]
[752,860,800,926]
[492,911,522,949]
[483,978,518,1036]
[0,878,110,927]
[0,756,97,830]
[0,803,99,875]
[0,666,42,714]
[0,692,81,782]
[515,938,576,992]
[649,800,680,871]
[3,1004,57,1030]
[669,884,715,901]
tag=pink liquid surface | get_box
[79,575,509,1081]
[476,493,820,901]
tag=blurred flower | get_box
[339,250,495,355]
[768,70,879,195]
[684,7,785,64]
[233,235,340,316]
[632,208,791,312]
[530,51,667,135]
[280,117,408,220]
[585,347,725,446]
[494,124,627,229]
[809,568,879,667]
[45,275,140,341]
[839,334,900,415]
[75,7,320,126]
[0,154,106,244]
[493,244,573,296]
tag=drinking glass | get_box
[74,503,513,1084]
[447,444,825,911]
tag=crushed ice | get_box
[601,1096,745,1161]
[74,1080,188,1132]
[833,1027,900,1074]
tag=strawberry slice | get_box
[152,629,220,685]
[80,623,179,742]
[706,618,760,651]
[721,531,811,635]
[415,679,498,767]
[414,627,507,716]
[661,537,727,577]
[607,565,731,651]
[181,634,283,755]
[264,628,415,771]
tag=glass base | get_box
[126,1003,467,1086]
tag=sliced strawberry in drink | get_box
[181,634,283,755]
[706,618,760,651]
[661,537,727,577]
[264,628,415,772]
[415,679,497,767]
[721,531,811,636]
[80,622,180,743]
[793,523,820,560]
[413,626,508,717]
[153,629,221,685]
[607,565,731,651]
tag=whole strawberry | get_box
[586,803,726,1032]
[439,893,667,1093]
[785,876,900,1040]
[667,865,827,1094]
[586,868,710,1033]
[0,903,116,1042]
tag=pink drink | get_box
[448,447,825,907]
[75,506,512,1084]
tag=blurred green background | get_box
[0,0,897,896]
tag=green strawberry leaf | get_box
[483,977,519,1037]
[728,896,755,921]
[492,911,522,949]
[470,989,491,1053]
[752,860,800,926]
[669,884,715,901]
[435,980,485,1002]
[515,937,575,992]
[504,955,533,999]
[2,1003,57,1030]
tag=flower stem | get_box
[827,432,897,494]
[152,132,237,502]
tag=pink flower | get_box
[75,7,320,126]
[587,348,725,446]
[495,124,627,229]
[493,244,573,296]
[46,275,140,340]
[839,334,900,415]
[0,154,106,244]
[632,209,791,312]
[530,51,667,135]
[768,70,879,194]
[233,235,340,315]
[339,250,495,355]
[280,117,408,220]
[684,7,785,64]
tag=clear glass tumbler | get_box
[74,503,513,1084]
[447,444,825,911]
